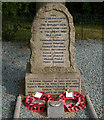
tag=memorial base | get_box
[25,62,82,96]
[19,77,86,118]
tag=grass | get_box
[15,30,31,41]
[3,17,103,41]
[75,24,102,41]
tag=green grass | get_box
[75,24,102,40]
[15,30,31,41]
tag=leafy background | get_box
[2,2,103,41]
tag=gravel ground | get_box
[1,39,103,119]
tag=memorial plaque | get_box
[25,3,82,96]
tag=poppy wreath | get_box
[25,92,54,112]
[59,91,86,112]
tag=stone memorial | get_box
[25,3,82,96]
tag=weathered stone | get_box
[25,63,81,95]
[30,3,78,73]
[25,3,82,96]
[36,2,66,13]
[47,101,64,118]
[13,96,21,119]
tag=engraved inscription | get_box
[39,11,69,67]
[26,78,80,94]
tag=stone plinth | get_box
[25,63,81,96]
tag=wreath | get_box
[25,92,54,112]
[59,91,86,112]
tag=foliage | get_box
[2,23,18,41]
[82,3,91,14]
[66,2,103,15]
[2,2,31,16]
[2,3,32,41]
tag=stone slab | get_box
[47,101,64,118]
